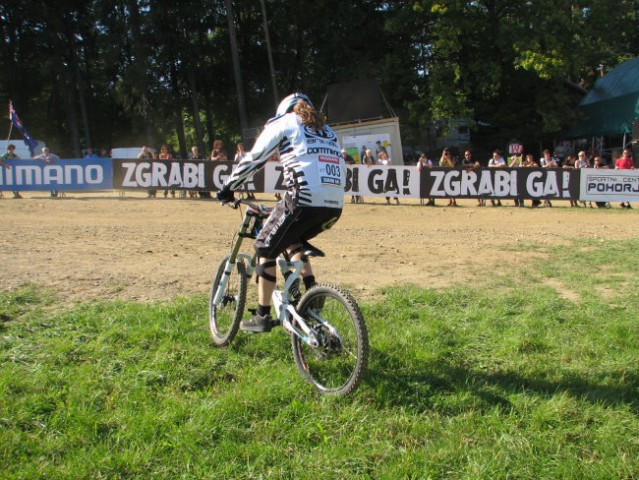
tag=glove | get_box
[216,186,235,203]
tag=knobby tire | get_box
[291,284,369,396]
[209,253,248,347]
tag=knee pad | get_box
[255,259,277,283]
[284,244,308,263]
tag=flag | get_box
[8,101,38,156]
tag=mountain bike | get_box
[209,199,368,396]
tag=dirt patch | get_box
[1,191,637,304]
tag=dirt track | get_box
[1,191,637,304]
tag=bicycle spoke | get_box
[209,255,247,346]
[292,285,368,396]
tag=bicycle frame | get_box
[212,200,322,347]
[274,257,321,348]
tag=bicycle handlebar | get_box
[219,197,272,216]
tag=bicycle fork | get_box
[211,215,254,307]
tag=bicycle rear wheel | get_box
[291,284,368,396]
[209,254,248,347]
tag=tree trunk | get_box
[62,83,81,157]
[224,0,249,140]
[186,67,206,155]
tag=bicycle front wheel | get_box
[291,284,369,396]
[209,254,248,347]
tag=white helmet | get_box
[275,92,313,117]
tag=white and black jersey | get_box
[224,113,345,208]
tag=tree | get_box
[1,0,637,156]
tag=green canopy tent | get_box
[569,57,639,139]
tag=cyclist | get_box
[216,93,345,333]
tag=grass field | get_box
[1,238,638,479]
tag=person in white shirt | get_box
[34,147,61,197]
[487,149,506,206]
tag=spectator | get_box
[439,147,457,206]
[375,140,388,159]
[361,148,375,166]
[462,150,483,206]
[189,146,204,161]
[137,146,157,198]
[359,145,367,164]
[540,149,557,207]
[1,143,22,198]
[210,139,228,161]
[84,148,99,159]
[158,144,172,160]
[377,150,399,205]
[158,145,175,198]
[342,148,359,204]
[573,151,589,207]
[574,151,589,169]
[522,154,542,207]
[356,148,376,204]
[188,146,205,198]
[487,149,506,206]
[417,152,435,206]
[540,149,558,168]
[615,148,634,209]
[509,153,525,207]
[205,140,226,198]
[560,154,579,207]
[462,150,480,169]
[593,155,607,169]
[233,142,245,163]
[592,155,610,208]
[522,153,538,168]
[34,147,60,197]
[34,146,59,162]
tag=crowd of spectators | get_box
[1,140,636,208]
[404,145,636,209]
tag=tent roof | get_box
[568,57,639,138]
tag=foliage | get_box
[0,0,637,157]
[2,238,639,478]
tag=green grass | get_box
[2,238,639,479]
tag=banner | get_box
[420,167,580,200]
[112,159,264,193]
[5,158,639,204]
[0,158,112,191]
[261,164,419,198]
[579,169,639,202]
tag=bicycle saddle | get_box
[246,204,272,218]
[302,241,325,258]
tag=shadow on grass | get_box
[366,347,639,414]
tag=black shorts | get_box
[254,193,341,258]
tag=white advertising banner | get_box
[264,163,421,198]
[579,169,639,202]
